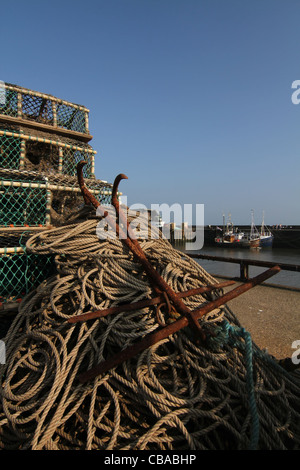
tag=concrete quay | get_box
[219,279,300,360]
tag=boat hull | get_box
[260,236,274,247]
[241,238,260,248]
[215,241,244,248]
[215,237,260,248]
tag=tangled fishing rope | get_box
[0,211,299,450]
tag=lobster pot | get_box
[0,132,20,170]
[0,171,113,302]
[0,252,55,302]
[0,170,113,227]
[0,129,96,178]
[0,232,55,303]
[0,179,50,227]
[0,82,90,135]
[0,82,113,306]
[50,184,112,224]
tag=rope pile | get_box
[0,212,299,450]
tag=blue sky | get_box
[1,0,300,225]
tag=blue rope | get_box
[209,320,260,450]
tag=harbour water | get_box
[185,246,300,289]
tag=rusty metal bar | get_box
[68,280,236,324]
[109,173,207,340]
[77,164,207,341]
[78,265,281,383]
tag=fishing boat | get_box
[215,214,245,247]
[242,211,274,248]
[241,210,261,248]
[241,236,260,248]
[259,212,274,247]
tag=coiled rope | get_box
[209,320,259,450]
[0,213,299,450]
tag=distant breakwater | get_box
[168,225,300,249]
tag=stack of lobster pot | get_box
[0,82,112,308]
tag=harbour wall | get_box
[168,224,300,249]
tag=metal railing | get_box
[187,253,300,281]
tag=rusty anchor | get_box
[77,162,208,341]
[78,266,281,383]
[68,280,236,324]
[75,162,281,383]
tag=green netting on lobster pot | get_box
[0,133,21,170]
[0,182,48,226]
[0,253,56,298]
[56,103,86,133]
[61,148,93,177]
[0,88,18,118]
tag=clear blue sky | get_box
[1,0,300,225]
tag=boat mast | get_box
[250,209,259,239]
[261,210,265,236]
[228,212,233,233]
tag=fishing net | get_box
[0,253,55,300]
[0,180,49,227]
[0,87,18,118]
[0,230,55,305]
[0,210,299,450]
[0,133,21,170]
